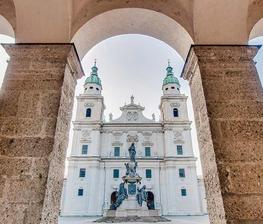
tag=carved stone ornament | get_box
[84,103,94,107]
[127,134,139,142]
[174,130,183,140]
[127,111,138,121]
[170,103,180,107]
[81,129,90,138]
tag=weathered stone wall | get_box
[182,45,263,223]
[0,44,83,224]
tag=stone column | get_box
[0,44,83,224]
[182,45,263,224]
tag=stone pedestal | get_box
[107,198,160,218]
[114,195,149,217]
[182,45,263,224]
[0,44,83,224]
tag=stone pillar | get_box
[182,45,263,224]
[0,44,83,224]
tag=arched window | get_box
[173,108,179,117]
[86,108,91,117]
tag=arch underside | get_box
[0,0,15,37]
[248,0,263,40]
[72,8,194,60]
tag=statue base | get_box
[106,195,160,217]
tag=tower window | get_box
[145,147,151,157]
[165,87,168,91]
[114,147,120,157]
[146,169,152,178]
[78,188,84,196]
[89,86,93,89]
[181,189,187,196]
[179,168,185,178]
[79,168,86,178]
[177,145,183,155]
[86,108,91,117]
[96,88,99,91]
[113,169,119,178]
[82,145,88,155]
[173,108,179,117]
[171,86,175,89]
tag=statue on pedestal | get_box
[110,183,128,210]
[125,161,137,177]
[128,143,136,162]
[136,185,147,206]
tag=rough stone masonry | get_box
[0,44,83,224]
[183,45,263,224]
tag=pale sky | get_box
[0,34,262,176]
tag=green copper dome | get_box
[162,62,180,86]
[85,61,102,86]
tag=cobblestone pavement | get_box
[59,215,209,224]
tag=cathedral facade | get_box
[60,62,207,217]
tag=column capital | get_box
[181,45,261,83]
[1,43,84,80]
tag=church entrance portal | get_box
[147,191,155,210]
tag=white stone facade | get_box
[60,65,207,217]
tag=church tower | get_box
[75,60,105,123]
[159,61,189,122]
[159,62,201,215]
[73,60,105,157]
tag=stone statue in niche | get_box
[110,183,128,210]
[136,185,147,206]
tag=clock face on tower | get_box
[127,111,138,121]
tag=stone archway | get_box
[146,191,155,210]
[0,15,15,38]
[0,1,263,224]
[71,8,194,60]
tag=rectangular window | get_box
[145,147,151,157]
[177,145,183,155]
[114,147,120,157]
[82,145,88,154]
[179,168,185,178]
[181,189,187,196]
[113,169,119,178]
[78,188,84,196]
[79,168,86,178]
[146,169,152,178]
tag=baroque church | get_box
[60,62,207,217]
